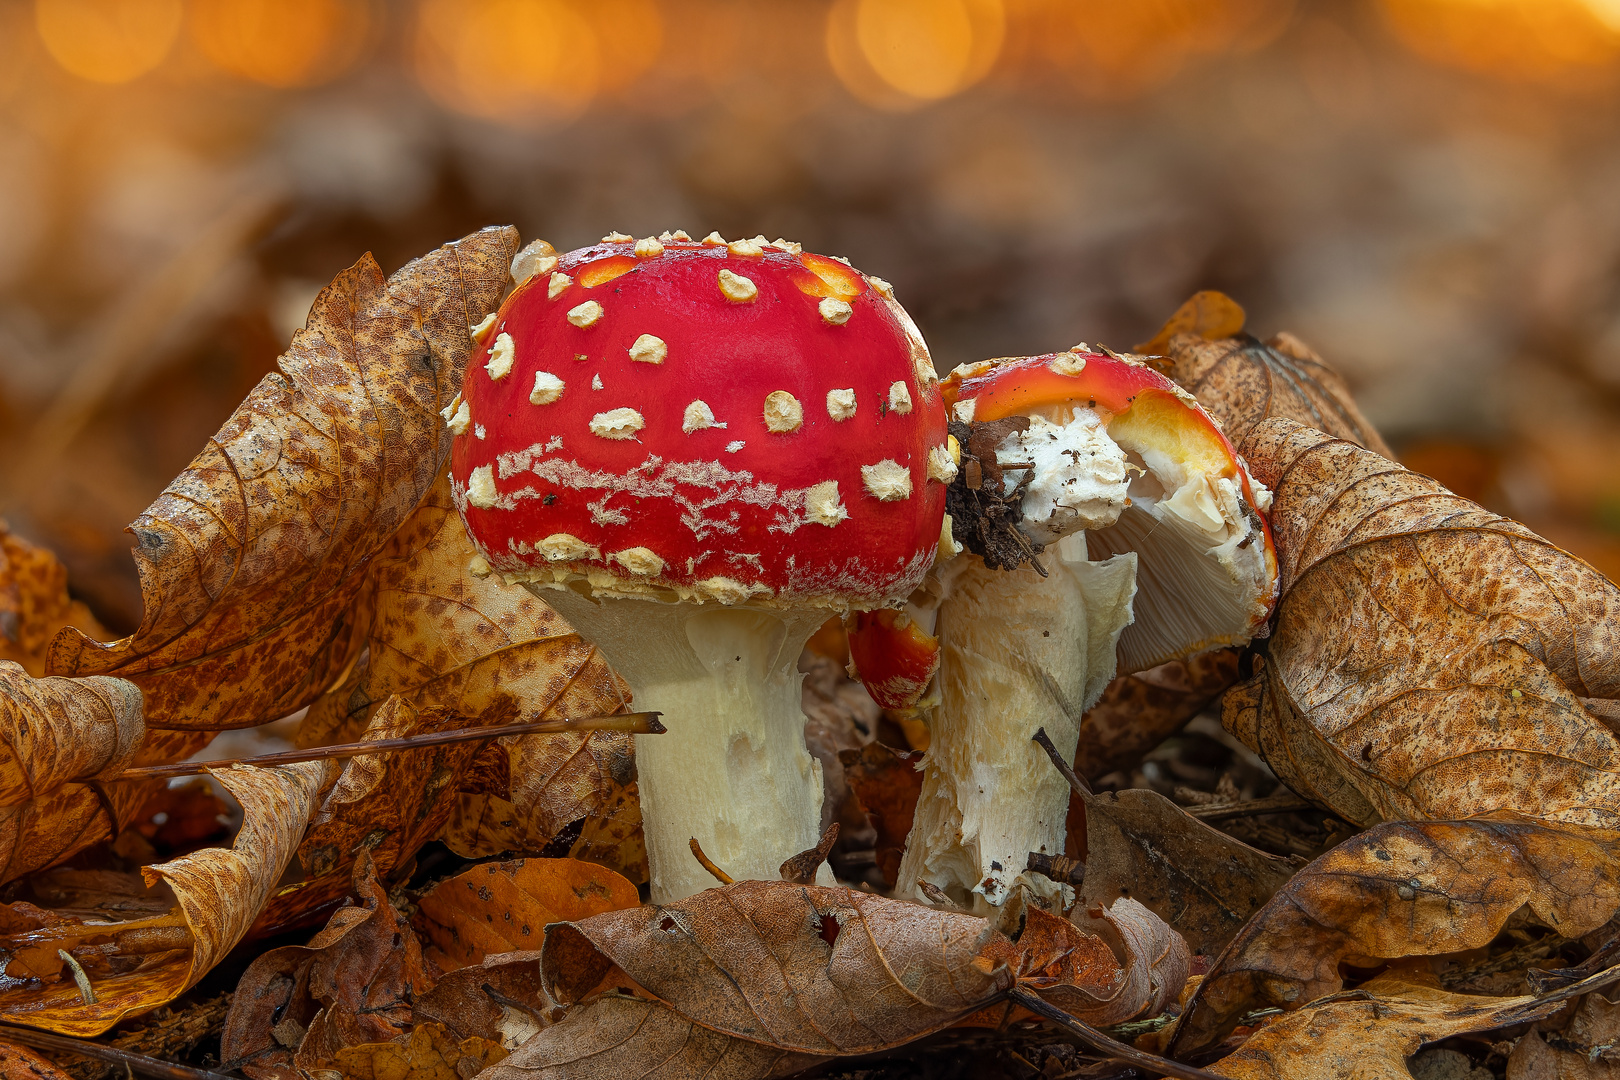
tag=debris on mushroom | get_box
[448,233,948,902]
[850,347,1278,910]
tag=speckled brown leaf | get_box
[0,524,107,678]
[0,760,328,1037]
[0,661,143,882]
[299,477,634,873]
[220,852,433,1079]
[1229,419,1620,828]
[45,226,520,735]
[1077,786,1299,961]
[1208,971,1577,1079]
[413,858,637,973]
[523,881,1178,1079]
[414,950,550,1051]
[1075,649,1242,783]
[331,1023,508,1080]
[1169,817,1620,1058]
[1139,291,1394,456]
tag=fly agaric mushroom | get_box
[850,347,1278,909]
[449,231,949,902]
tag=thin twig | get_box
[112,711,664,781]
[55,950,94,1005]
[689,837,734,885]
[0,1023,236,1080]
[1183,792,1313,821]
[1006,987,1226,1080]
[1032,727,1092,797]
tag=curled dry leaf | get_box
[413,857,638,973]
[0,662,144,882]
[1169,817,1620,1058]
[414,951,550,1052]
[498,880,1183,1078]
[46,226,520,734]
[332,1023,507,1080]
[221,852,433,1079]
[301,477,635,875]
[0,524,107,678]
[1209,970,1592,1080]
[1074,648,1242,783]
[0,760,328,1037]
[838,742,923,889]
[1076,786,1298,961]
[1229,419,1620,828]
[1507,986,1620,1078]
[1138,290,1394,457]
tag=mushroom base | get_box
[532,583,832,903]
[898,536,1136,911]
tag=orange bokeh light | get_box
[190,0,370,89]
[35,0,181,84]
[1379,0,1620,85]
[826,0,1004,109]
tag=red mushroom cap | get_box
[450,235,950,609]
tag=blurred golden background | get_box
[3,0,1620,632]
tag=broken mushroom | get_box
[852,347,1278,909]
[449,232,949,902]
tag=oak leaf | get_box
[1229,419,1620,828]
[0,524,107,678]
[1138,291,1394,456]
[502,881,1183,1078]
[1209,970,1596,1080]
[332,1022,507,1080]
[1169,817,1620,1058]
[413,858,638,973]
[45,226,520,735]
[0,760,329,1036]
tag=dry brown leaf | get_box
[45,226,520,735]
[1229,419,1620,828]
[414,950,551,1051]
[301,476,635,874]
[1508,988,1620,1078]
[0,1041,73,1080]
[525,880,1178,1077]
[838,743,924,888]
[221,851,434,1079]
[332,1022,508,1080]
[413,858,638,973]
[0,525,107,678]
[1139,290,1394,457]
[1076,786,1299,961]
[564,780,645,884]
[1169,817,1620,1058]
[1209,971,1586,1080]
[0,661,144,882]
[0,760,328,1036]
[1075,649,1242,783]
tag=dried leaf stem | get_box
[1004,987,1225,1080]
[688,837,734,885]
[1031,727,1092,797]
[0,1022,236,1080]
[112,711,664,781]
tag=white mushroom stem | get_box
[536,587,831,903]
[897,536,1136,911]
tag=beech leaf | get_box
[45,226,520,734]
[1075,649,1241,783]
[838,742,923,889]
[1169,817,1620,1057]
[0,525,108,678]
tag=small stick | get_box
[55,950,94,1005]
[1185,792,1313,821]
[0,1022,236,1080]
[1031,727,1092,798]
[113,711,664,781]
[1026,851,1085,887]
[689,837,734,885]
[1006,987,1226,1080]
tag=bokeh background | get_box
[4,0,1620,633]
